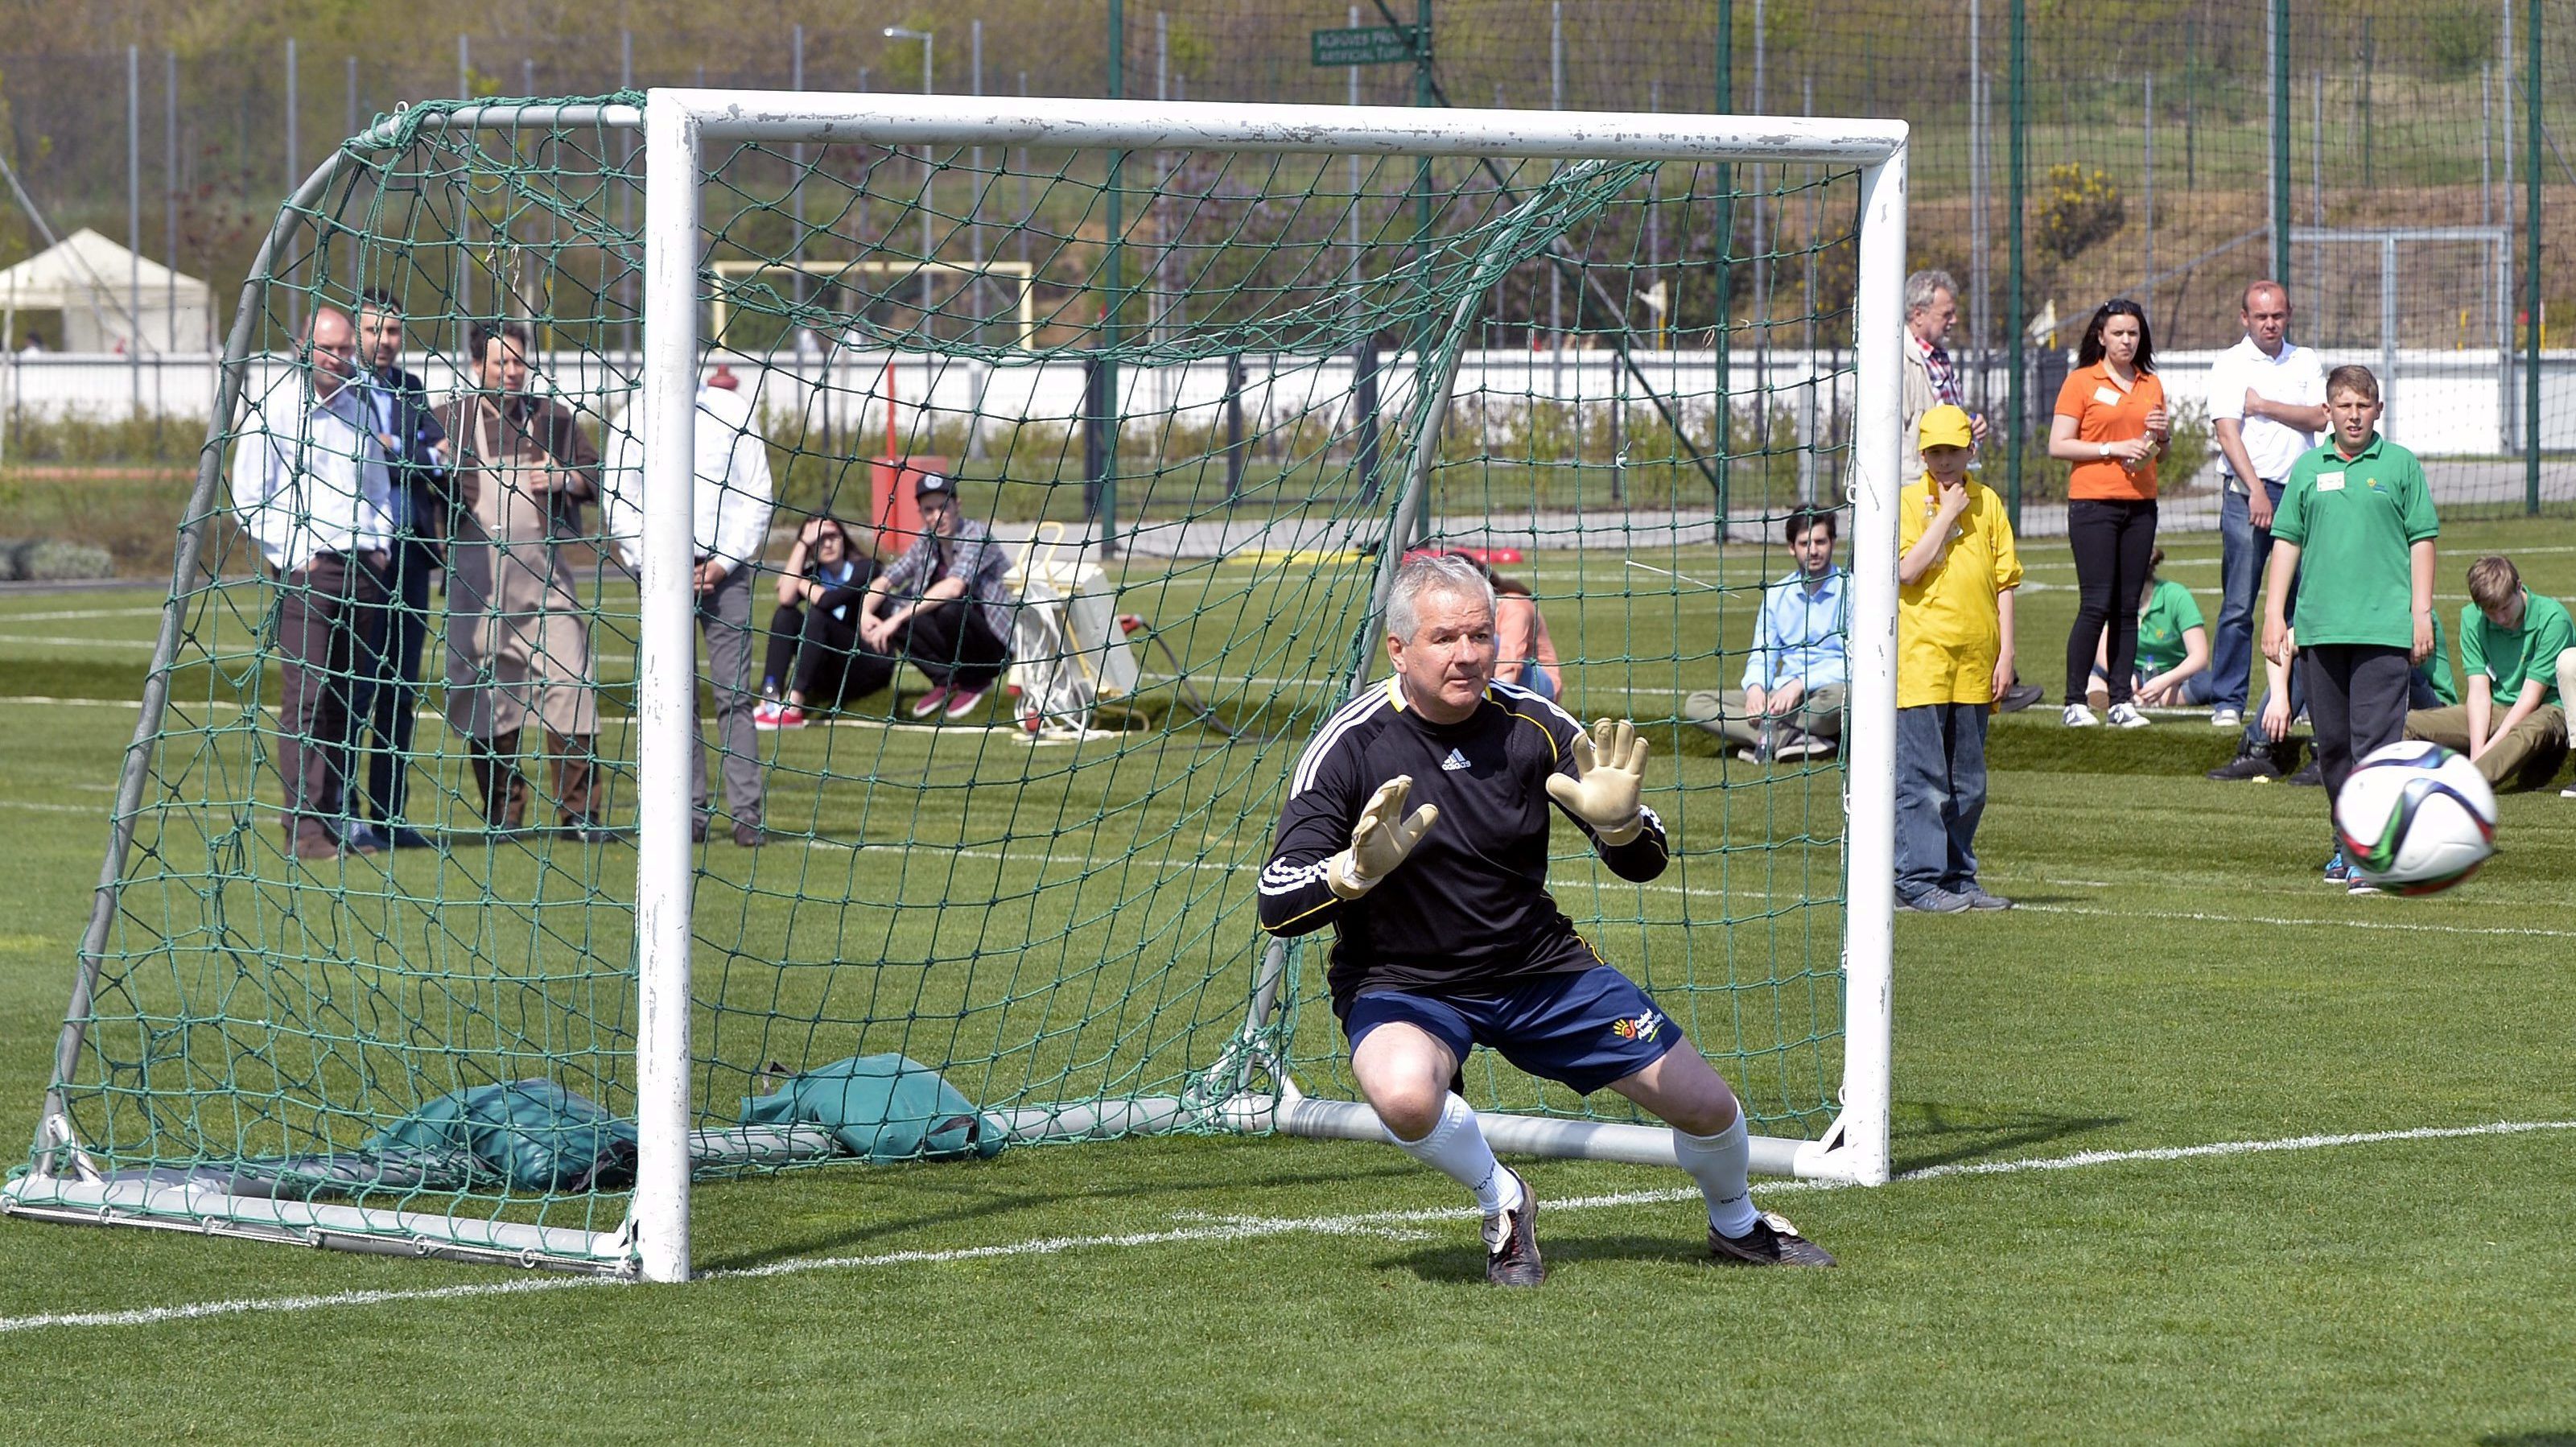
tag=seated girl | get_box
[756,516,895,730]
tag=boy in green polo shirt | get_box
[2404,554,2574,789]
[2261,364,2438,892]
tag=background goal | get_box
[9,90,1904,1280]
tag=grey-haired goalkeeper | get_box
[1259,554,1834,1285]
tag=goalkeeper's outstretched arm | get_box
[1259,773,1438,935]
[1258,783,1359,937]
[1573,802,1670,883]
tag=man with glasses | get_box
[230,306,396,861]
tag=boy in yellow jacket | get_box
[1896,404,2024,912]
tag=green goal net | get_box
[11,93,1882,1273]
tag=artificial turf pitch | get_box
[0,521,2571,1442]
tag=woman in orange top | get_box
[2047,298,2170,728]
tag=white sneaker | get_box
[2210,707,2242,728]
[2562,782,2576,798]
[2106,702,2151,728]
[2062,703,2100,728]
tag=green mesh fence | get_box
[14,93,1858,1268]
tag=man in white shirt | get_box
[229,306,397,860]
[2206,281,2331,776]
[602,368,777,847]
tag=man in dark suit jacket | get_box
[344,289,449,851]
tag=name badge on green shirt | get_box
[2316,472,2344,492]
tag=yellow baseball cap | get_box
[1918,405,1975,451]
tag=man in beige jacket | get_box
[435,320,610,838]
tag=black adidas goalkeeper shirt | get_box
[1258,677,1669,1012]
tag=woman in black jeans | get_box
[2047,298,2170,728]
[755,516,893,731]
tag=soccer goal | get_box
[6,89,1906,1282]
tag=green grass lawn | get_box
[2,522,2574,1441]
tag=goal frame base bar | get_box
[1251,1094,1865,1180]
[0,1172,637,1274]
[5,1090,1865,1276]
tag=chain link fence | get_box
[6,0,2576,530]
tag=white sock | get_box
[1385,1093,1519,1218]
[1674,1115,1760,1239]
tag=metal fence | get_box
[6,0,2576,523]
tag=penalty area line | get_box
[2,1117,2571,1335]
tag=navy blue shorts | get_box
[1342,967,1685,1096]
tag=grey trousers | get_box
[1684,683,1846,750]
[691,565,764,827]
[273,552,386,844]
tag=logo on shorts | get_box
[1611,1008,1664,1042]
[1440,748,1472,772]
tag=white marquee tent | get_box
[0,229,212,354]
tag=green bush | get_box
[2,410,206,468]
[0,537,117,581]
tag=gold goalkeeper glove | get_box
[1325,775,1440,899]
[1544,718,1649,846]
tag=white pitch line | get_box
[0,633,160,650]
[0,605,167,623]
[2,1116,2570,1335]
[1897,1118,2576,1181]
[2015,901,2576,942]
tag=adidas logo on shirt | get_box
[1440,748,1471,772]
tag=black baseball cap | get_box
[913,471,954,500]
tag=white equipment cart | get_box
[1005,523,1140,739]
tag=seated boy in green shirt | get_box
[2088,546,2211,709]
[2261,364,2438,892]
[2403,553,2574,791]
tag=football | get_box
[2333,742,2499,894]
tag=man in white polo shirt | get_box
[2206,281,2329,776]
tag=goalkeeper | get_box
[1259,554,1834,1285]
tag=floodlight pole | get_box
[634,91,703,1285]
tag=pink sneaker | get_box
[908,685,953,719]
[753,699,784,731]
[772,704,807,731]
[943,685,989,720]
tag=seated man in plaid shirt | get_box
[858,472,1014,720]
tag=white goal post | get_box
[633,91,1908,1284]
[3,90,1905,1284]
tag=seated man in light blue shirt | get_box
[1685,506,1849,761]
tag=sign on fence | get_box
[1309,26,1424,68]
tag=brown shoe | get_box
[732,822,768,848]
[469,729,529,829]
[291,830,341,862]
[1484,1169,1544,1287]
[545,730,598,826]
